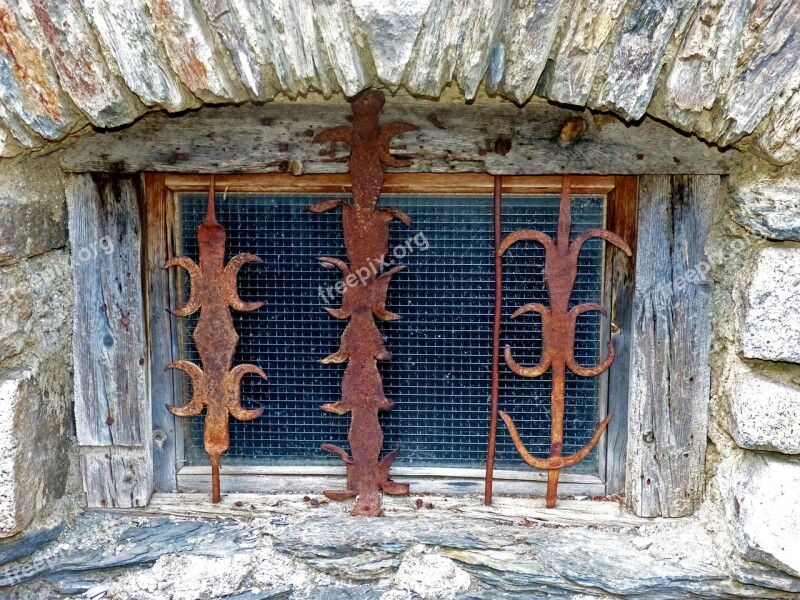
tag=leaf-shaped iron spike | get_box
[226,364,267,421]
[372,265,406,321]
[165,360,205,416]
[378,446,409,495]
[320,349,349,364]
[318,256,351,275]
[566,304,616,377]
[381,207,413,227]
[500,411,613,470]
[505,344,552,379]
[321,443,353,463]
[503,304,553,378]
[570,228,633,260]
[498,229,555,256]
[309,199,349,214]
[163,257,201,316]
[313,125,352,146]
[224,254,264,312]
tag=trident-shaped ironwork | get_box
[311,89,415,516]
[165,177,266,503]
[498,176,632,508]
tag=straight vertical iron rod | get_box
[484,176,503,505]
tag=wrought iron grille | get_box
[176,191,605,473]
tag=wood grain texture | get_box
[713,2,800,146]
[626,175,717,518]
[657,0,750,130]
[177,471,606,499]
[81,447,152,508]
[60,100,735,175]
[144,0,248,103]
[143,174,181,492]
[603,176,638,495]
[67,173,152,507]
[312,0,369,97]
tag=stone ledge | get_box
[719,452,800,579]
[730,366,800,453]
[1,494,798,599]
[741,247,800,364]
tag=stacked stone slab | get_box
[0,154,73,536]
[718,170,800,579]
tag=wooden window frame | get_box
[144,173,637,498]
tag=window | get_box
[146,174,634,496]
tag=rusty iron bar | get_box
[484,175,503,506]
[497,175,632,508]
[311,90,415,516]
[164,176,266,503]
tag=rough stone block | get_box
[0,362,71,537]
[0,153,67,268]
[0,196,66,266]
[730,367,800,454]
[719,452,800,577]
[741,247,800,364]
[733,179,800,241]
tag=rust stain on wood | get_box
[311,90,415,516]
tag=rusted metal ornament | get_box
[165,177,266,503]
[311,89,415,516]
[498,176,632,508]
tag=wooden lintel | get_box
[60,101,736,176]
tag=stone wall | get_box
[705,155,800,581]
[0,152,76,537]
[0,94,799,596]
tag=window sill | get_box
[176,465,606,497]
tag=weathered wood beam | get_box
[67,173,152,508]
[626,175,716,518]
[29,0,144,128]
[60,100,736,175]
[603,177,639,495]
[143,174,182,493]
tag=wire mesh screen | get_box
[175,191,605,474]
